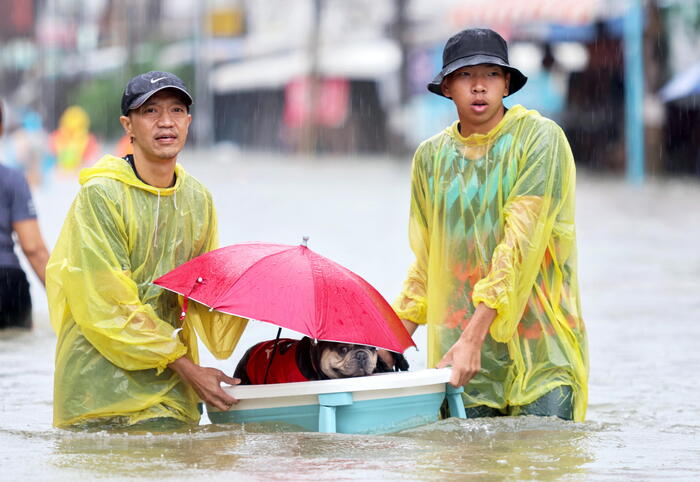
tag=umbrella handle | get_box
[179,297,189,321]
[179,277,205,321]
[263,327,283,384]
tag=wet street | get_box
[2,149,699,480]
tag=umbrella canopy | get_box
[153,241,415,353]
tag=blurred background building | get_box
[1,0,700,178]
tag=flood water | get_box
[2,149,699,480]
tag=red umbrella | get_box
[153,239,415,353]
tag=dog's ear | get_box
[374,355,391,373]
[392,353,410,372]
[298,337,324,380]
[373,352,410,373]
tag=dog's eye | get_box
[340,346,349,355]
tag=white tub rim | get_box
[216,367,452,404]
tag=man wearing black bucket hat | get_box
[392,29,589,421]
[47,71,248,429]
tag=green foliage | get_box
[68,75,124,139]
[66,60,195,140]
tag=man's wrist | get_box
[460,326,488,346]
[168,356,194,375]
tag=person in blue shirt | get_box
[0,101,50,329]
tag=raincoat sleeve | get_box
[393,144,431,325]
[50,183,187,373]
[185,203,249,359]
[472,122,575,342]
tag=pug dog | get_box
[234,336,409,385]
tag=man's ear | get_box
[440,79,452,99]
[119,115,132,137]
[504,72,511,97]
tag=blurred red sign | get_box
[0,0,34,39]
[284,77,349,128]
[449,0,600,29]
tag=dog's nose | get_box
[355,351,368,361]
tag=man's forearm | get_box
[437,303,498,387]
[460,303,497,345]
[14,219,49,285]
[26,249,49,285]
[401,319,419,336]
[168,355,195,376]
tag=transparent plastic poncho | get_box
[394,105,589,421]
[47,155,248,428]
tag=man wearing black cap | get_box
[47,71,248,429]
[392,29,589,421]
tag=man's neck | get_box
[131,153,177,188]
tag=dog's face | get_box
[315,341,378,379]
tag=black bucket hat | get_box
[427,28,527,97]
[121,71,193,116]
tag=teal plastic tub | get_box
[207,368,466,434]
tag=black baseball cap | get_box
[121,71,193,116]
[427,28,527,98]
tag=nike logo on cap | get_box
[150,76,167,84]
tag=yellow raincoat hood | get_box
[394,105,588,420]
[47,154,248,428]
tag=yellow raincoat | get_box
[47,155,248,428]
[394,105,589,421]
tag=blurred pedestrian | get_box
[49,105,100,173]
[391,29,589,421]
[0,101,50,330]
[1,108,51,186]
[46,71,248,429]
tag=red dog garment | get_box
[242,338,310,384]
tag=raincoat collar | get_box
[447,104,531,145]
[79,154,187,195]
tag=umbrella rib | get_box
[309,256,399,347]
[333,265,414,349]
[307,251,321,340]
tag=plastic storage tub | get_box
[207,368,466,434]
